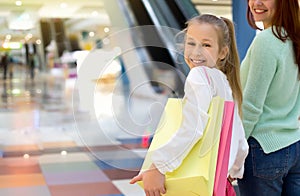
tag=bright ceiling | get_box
[0,0,231,43]
[0,0,109,43]
[193,0,232,19]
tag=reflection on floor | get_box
[0,67,162,195]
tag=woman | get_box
[238,0,300,195]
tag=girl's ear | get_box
[219,46,229,61]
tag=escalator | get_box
[120,0,199,97]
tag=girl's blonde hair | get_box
[186,14,243,116]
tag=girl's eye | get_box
[186,42,196,46]
[202,43,211,47]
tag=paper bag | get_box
[213,101,235,196]
[138,96,224,196]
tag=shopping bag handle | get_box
[198,96,224,157]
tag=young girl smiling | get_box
[131,14,248,196]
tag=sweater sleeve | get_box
[241,33,277,139]
[152,67,212,174]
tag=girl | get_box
[238,0,300,195]
[130,14,248,196]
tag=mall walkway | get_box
[0,65,149,195]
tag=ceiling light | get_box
[9,20,35,30]
[89,32,95,37]
[104,27,110,33]
[60,3,68,9]
[5,35,12,40]
[15,1,22,6]
[92,11,99,17]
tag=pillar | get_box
[232,0,255,61]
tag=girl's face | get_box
[248,0,276,29]
[184,22,227,69]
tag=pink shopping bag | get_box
[213,101,235,196]
[226,179,236,196]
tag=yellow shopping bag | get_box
[138,96,224,196]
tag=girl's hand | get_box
[130,164,166,196]
[228,175,236,183]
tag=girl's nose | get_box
[193,45,203,54]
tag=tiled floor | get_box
[0,65,166,195]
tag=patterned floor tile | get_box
[0,174,46,188]
[102,169,139,181]
[40,161,99,173]
[112,179,145,196]
[94,158,143,170]
[42,141,77,148]
[48,182,122,196]
[0,186,51,196]
[44,170,110,185]
[38,152,93,164]
[0,162,41,175]
[3,144,41,152]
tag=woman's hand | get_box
[130,164,166,196]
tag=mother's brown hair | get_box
[247,0,300,75]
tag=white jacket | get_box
[152,66,249,178]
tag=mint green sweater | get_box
[241,27,300,154]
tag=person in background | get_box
[1,52,11,80]
[238,0,300,195]
[130,14,248,196]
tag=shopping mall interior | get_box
[0,0,255,195]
